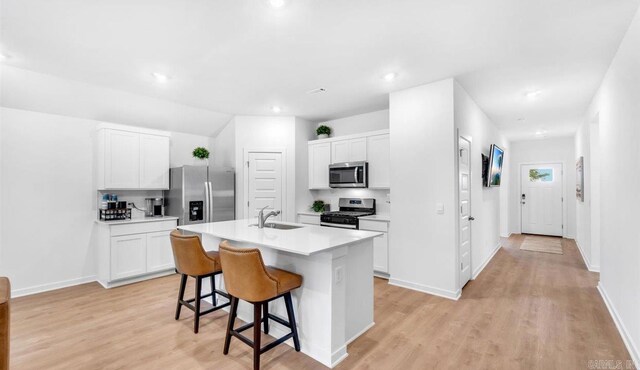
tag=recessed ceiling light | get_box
[151,72,169,83]
[535,130,547,136]
[0,53,10,61]
[383,72,398,82]
[525,90,542,98]
[272,106,282,113]
[269,0,285,8]
[517,117,525,122]
[307,88,327,94]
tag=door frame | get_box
[243,147,288,220]
[518,161,565,237]
[456,131,473,291]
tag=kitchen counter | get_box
[94,216,179,225]
[359,214,391,222]
[296,210,322,216]
[178,219,378,368]
[179,219,380,256]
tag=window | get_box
[529,168,553,182]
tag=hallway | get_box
[9,235,631,369]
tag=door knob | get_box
[469,216,475,221]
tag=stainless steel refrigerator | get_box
[164,166,235,225]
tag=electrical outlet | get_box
[334,266,344,284]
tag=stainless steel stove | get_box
[320,198,375,229]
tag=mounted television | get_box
[487,144,504,187]
[481,154,489,187]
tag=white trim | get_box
[500,232,512,238]
[472,241,502,280]
[518,161,566,237]
[243,147,288,220]
[598,283,639,367]
[388,277,461,301]
[98,270,175,289]
[308,129,389,144]
[11,275,97,298]
[574,239,600,273]
[345,322,375,346]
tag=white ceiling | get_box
[1,0,638,139]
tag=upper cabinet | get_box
[331,137,367,163]
[97,125,171,190]
[307,129,390,190]
[367,134,390,188]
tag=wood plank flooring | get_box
[10,235,632,369]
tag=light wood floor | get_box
[10,235,631,369]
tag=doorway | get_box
[458,135,472,288]
[245,150,284,220]
[520,163,563,236]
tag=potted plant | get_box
[311,200,326,213]
[192,147,210,166]
[316,125,331,139]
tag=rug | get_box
[519,235,563,255]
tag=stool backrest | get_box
[218,241,278,302]
[170,230,218,276]
[0,277,10,370]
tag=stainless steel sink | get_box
[249,223,304,230]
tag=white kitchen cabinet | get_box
[308,142,331,189]
[97,125,171,190]
[104,129,140,189]
[367,134,390,188]
[298,213,321,225]
[110,234,147,280]
[331,137,367,163]
[146,230,175,272]
[139,134,170,189]
[359,218,390,275]
[97,218,178,288]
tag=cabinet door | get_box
[308,143,331,189]
[140,134,170,189]
[298,214,321,225]
[350,138,367,161]
[146,230,174,272]
[104,130,140,189]
[331,140,350,163]
[373,232,389,273]
[111,234,147,280]
[367,134,390,188]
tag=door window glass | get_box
[529,168,553,182]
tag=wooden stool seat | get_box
[170,230,230,333]
[219,241,302,370]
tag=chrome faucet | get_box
[258,206,281,228]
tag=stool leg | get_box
[284,292,300,352]
[175,274,187,320]
[223,296,238,355]
[253,303,262,370]
[210,275,217,306]
[194,276,202,334]
[262,302,269,334]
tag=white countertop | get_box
[95,216,179,225]
[178,219,382,256]
[360,214,391,222]
[297,211,322,216]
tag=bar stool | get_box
[218,241,302,370]
[170,230,230,333]
[1,277,10,370]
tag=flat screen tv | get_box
[487,144,504,187]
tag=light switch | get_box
[436,203,445,214]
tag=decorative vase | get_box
[317,134,329,139]
[194,158,209,166]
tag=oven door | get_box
[329,162,368,188]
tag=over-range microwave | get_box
[329,161,368,188]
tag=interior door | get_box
[247,152,283,220]
[521,163,563,236]
[458,136,472,288]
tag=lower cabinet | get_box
[359,219,390,275]
[298,213,321,225]
[98,219,178,288]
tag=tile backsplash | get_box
[97,190,163,219]
[307,189,390,214]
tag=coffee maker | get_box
[145,198,165,217]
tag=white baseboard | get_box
[575,239,600,272]
[472,242,502,280]
[598,283,639,367]
[345,322,375,346]
[500,232,512,238]
[388,277,460,301]
[11,275,97,298]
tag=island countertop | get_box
[178,219,382,256]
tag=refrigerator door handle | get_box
[204,182,210,223]
[208,181,214,222]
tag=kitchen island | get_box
[178,219,382,368]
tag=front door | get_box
[458,136,472,288]
[521,163,563,236]
[247,152,283,220]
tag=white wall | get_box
[0,65,231,137]
[213,119,236,168]
[170,131,214,168]
[454,82,509,280]
[294,117,316,215]
[508,137,576,238]
[0,107,215,295]
[581,7,640,364]
[389,78,459,299]
[316,109,388,137]
[308,109,391,215]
